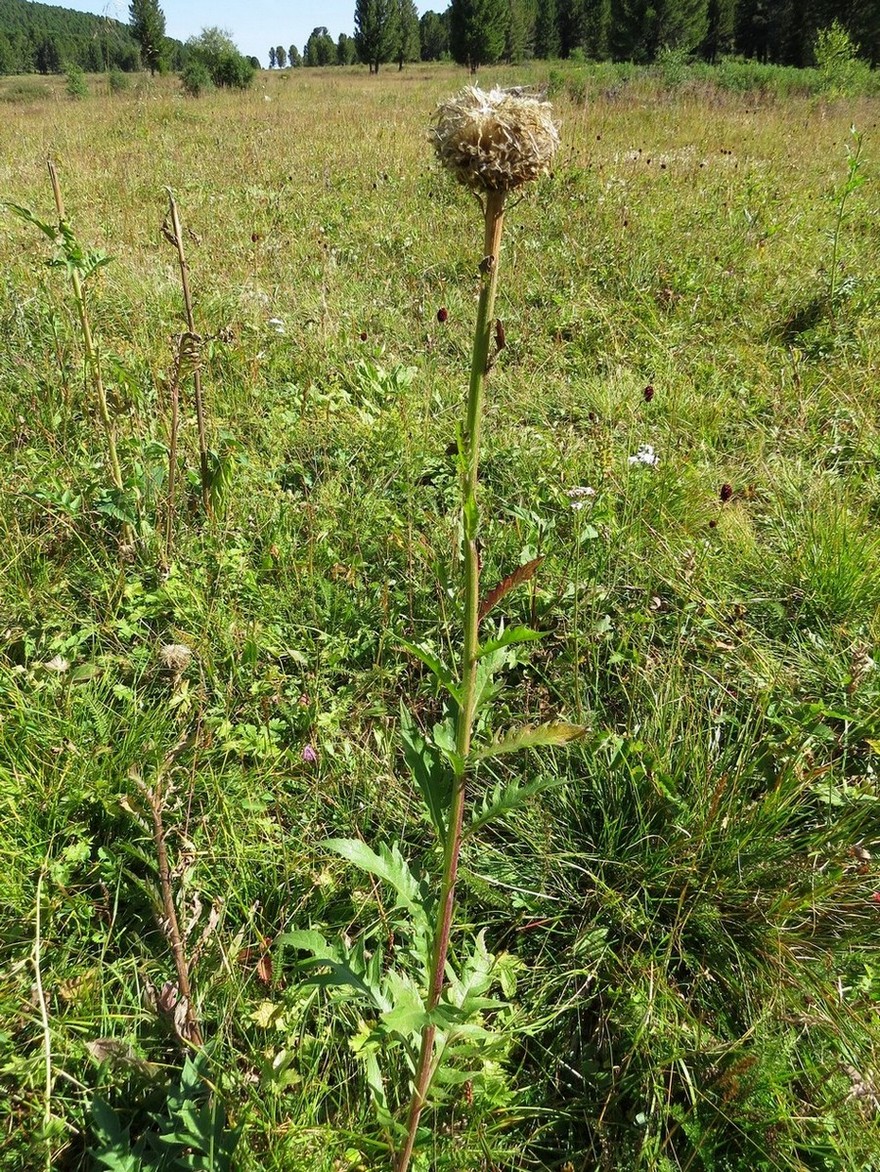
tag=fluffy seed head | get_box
[432,86,559,193]
[159,643,193,673]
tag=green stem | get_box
[165,190,211,517]
[394,189,506,1172]
[47,161,131,545]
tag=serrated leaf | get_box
[5,202,59,242]
[432,718,465,774]
[473,721,587,761]
[479,556,543,620]
[401,703,452,842]
[398,638,461,702]
[477,625,546,658]
[322,839,429,928]
[465,772,574,838]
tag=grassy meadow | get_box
[1,61,879,1170]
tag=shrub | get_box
[181,58,214,97]
[65,66,88,100]
[184,27,255,91]
[814,21,872,97]
[107,68,129,94]
[656,44,689,86]
[212,50,255,89]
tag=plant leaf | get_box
[401,703,452,843]
[465,772,575,838]
[322,839,429,927]
[473,721,587,761]
[479,556,543,620]
[477,625,546,658]
[398,638,460,702]
[5,202,60,242]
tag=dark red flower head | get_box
[359,331,368,342]
[437,307,448,323]
[720,483,733,502]
[643,385,654,402]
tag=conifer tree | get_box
[129,0,166,74]
[449,0,508,71]
[419,10,449,58]
[534,0,560,57]
[582,0,612,57]
[395,0,421,68]
[505,0,534,61]
[354,0,399,72]
[702,0,734,60]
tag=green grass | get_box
[1,62,879,1170]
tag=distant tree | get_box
[289,44,303,66]
[186,27,254,87]
[420,9,449,58]
[846,0,880,64]
[337,33,357,64]
[275,44,287,67]
[0,32,15,74]
[611,0,707,61]
[304,26,335,64]
[354,0,399,72]
[247,55,261,69]
[449,0,508,71]
[395,0,421,67]
[129,0,166,75]
[582,0,611,57]
[700,0,735,60]
[505,0,534,61]
[534,0,559,56]
[35,36,62,73]
[268,45,276,66]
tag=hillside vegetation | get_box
[0,0,184,75]
[0,62,879,1171]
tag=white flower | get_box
[267,317,285,334]
[44,655,70,673]
[628,444,659,467]
[566,485,596,510]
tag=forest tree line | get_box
[0,0,184,75]
[2,0,876,79]
[269,0,878,73]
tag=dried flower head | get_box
[432,86,559,194]
[158,643,193,674]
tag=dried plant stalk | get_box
[394,87,559,1172]
[162,190,211,516]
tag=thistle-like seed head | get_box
[158,643,193,674]
[432,86,559,194]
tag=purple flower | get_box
[301,744,317,764]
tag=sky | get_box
[54,1,434,65]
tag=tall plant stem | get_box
[164,346,181,561]
[163,190,211,516]
[394,189,506,1172]
[33,869,53,1171]
[47,161,131,544]
[137,775,203,1048]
